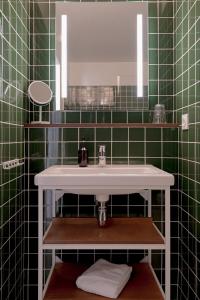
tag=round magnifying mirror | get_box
[28,81,53,124]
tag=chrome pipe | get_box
[97,202,107,227]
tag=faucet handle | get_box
[99,145,105,155]
[98,145,106,167]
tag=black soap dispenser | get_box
[78,137,88,167]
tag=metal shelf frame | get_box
[37,186,171,300]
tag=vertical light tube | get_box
[56,63,60,110]
[137,14,143,97]
[61,14,67,99]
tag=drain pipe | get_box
[96,195,109,227]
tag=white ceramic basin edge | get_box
[34,164,174,196]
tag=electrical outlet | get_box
[182,113,189,130]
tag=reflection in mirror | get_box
[56,2,148,111]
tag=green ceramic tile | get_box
[112,158,128,164]
[79,128,94,141]
[128,112,142,123]
[9,126,17,142]
[112,128,128,141]
[29,128,45,142]
[129,157,145,165]
[2,0,9,16]
[196,182,200,201]
[29,142,45,158]
[81,112,96,123]
[2,124,10,143]
[47,128,62,141]
[149,65,158,80]
[159,18,173,33]
[129,142,144,157]
[29,159,45,173]
[149,97,158,111]
[112,112,127,123]
[97,112,111,123]
[149,82,158,95]
[112,142,128,157]
[163,142,178,157]
[188,161,196,181]
[96,128,111,141]
[62,142,78,157]
[149,50,158,64]
[146,158,161,168]
[84,142,94,161]
[63,128,78,141]
[149,34,158,48]
[159,2,173,17]
[146,142,161,157]
[189,143,195,161]
[62,158,78,165]
[65,112,80,123]
[148,3,158,18]
[146,128,161,141]
[160,49,173,64]
[159,34,173,48]
[35,34,50,49]
[149,19,158,34]
[159,65,173,80]
[163,158,178,173]
[46,142,62,157]
[188,180,196,200]
[188,125,195,142]
[163,128,178,141]
[129,128,144,141]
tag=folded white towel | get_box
[76,259,132,298]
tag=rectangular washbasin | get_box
[48,165,159,175]
[34,165,174,194]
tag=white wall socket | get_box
[182,113,189,130]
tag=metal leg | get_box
[52,190,56,266]
[147,190,152,218]
[38,187,43,300]
[147,190,152,264]
[165,188,171,300]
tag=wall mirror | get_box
[55,2,148,111]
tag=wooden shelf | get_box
[44,262,164,300]
[24,122,179,128]
[43,218,164,247]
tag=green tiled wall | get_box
[174,0,200,299]
[4,0,198,299]
[0,0,29,299]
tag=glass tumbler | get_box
[152,104,166,124]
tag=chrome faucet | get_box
[98,145,106,167]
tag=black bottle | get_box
[78,138,88,167]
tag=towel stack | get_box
[76,259,132,298]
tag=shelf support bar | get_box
[147,190,152,264]
[165,188,170,300]
[52,190,56,267]
[38,187,43,300]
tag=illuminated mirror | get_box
[56,2,148,111]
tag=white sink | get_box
[35,165,174,199]
[48,165,159,175]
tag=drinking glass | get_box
[152,104,166,124]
